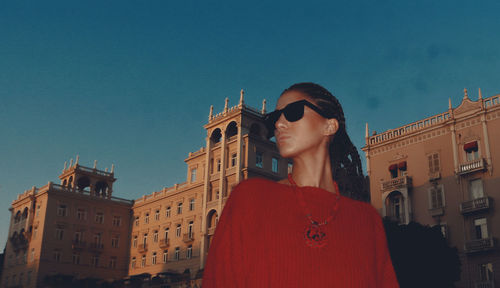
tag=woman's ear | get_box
[324,118,339,136]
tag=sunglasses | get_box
[264,100,334,136]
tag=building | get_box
[127,91,290,283]
[1,91,290,287]
[362,88,500,288]
[1,159,133,288]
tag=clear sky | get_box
[1,0,499,249]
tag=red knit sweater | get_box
[203,178,399,287]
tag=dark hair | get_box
[281,82,368,201]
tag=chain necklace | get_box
[288,174,340,248]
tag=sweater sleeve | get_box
[202,181,250,288]
[373,210,400,288]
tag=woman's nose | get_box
[275,113,287,129]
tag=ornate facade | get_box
[1,92,290,287]
[362,89,500,288]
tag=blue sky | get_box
[1,0,499,249]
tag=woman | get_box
[203,82,399,287]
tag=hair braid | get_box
[281,82,369,201]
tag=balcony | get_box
[138,243,148,253]
[72,240,86,250]
[89,242,104,253]
[428,207,445,217]
[474,281,494,288]
[458,158,487,175]
[183,232,195,243]
[428,171,441,181]
[465,237,496,253]
[159,238,170,248]
[460,197,491,215]
[381,176,412,192]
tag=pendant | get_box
[304,222,327,248]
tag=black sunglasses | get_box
[264,100,334,136]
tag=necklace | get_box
[288,174,340,248]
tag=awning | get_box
[398,161,407,171]
[464,141,478,152]
[389,164,398,171]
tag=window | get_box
[217,159,221,172]
[94,233,102,247]
[272,157,279,173]
[95,212,104,224]
[53,251,61,262]
[429,185,444,209]
[187,245,192,259]
[77,208,87,220]
[386,192,405,224]
[464,141,479,161]
[135,216,139,226]
[91,255,99,267]
[141,255,146,267]
[479,263,493,281]
[389,164,398,178]
[74,231,83,243]
[163,250,168,263]
[111,236,119,248]
[175,247,180,260]
[191,168,197,182]
[256,152,263,168]
[176,224,181,237]
[55,228,64,240]
[152,252,157,265]
[133,236,137,247]
[166,207,171,218]
[155,210,160,221]
[72,253,80,264]
[36,205,40,217]
[112,216,121,226]
[164,228,169,240]
[23,250,27,263]
[428,153,440,173]
[470,179,484,200]
[231,153,237,167]
[30,248,35,261]
[33,226,38,239]
[143,233,148,246]
[144,213,149,224]
[153,231,159,242]
[188,221,194,238]
[177,202,183,214]
[474,218,488,240]
[190,198,195,211]
[57,204,67,217]
[131,257,136,269]
[109,257,117,269]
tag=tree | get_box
[383,219,461,288]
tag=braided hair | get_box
[281,82,369,201]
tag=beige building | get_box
[1,159,133,288]
[2,91,289,287]
[127,92,289,282]
[362,88,500,288]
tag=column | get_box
[481,114,492,175]
[200,134,212,269]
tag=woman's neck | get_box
[290,150,336,194]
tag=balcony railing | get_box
[381,176,412,192]
[428,207,445,217]
[474,281,494,288]
[138,243,148,253]
[465,237,495,253]
[159,238,170,248]
[460,197,491,215]
[458,158,487,175]
[183,233,195,243]
[428,171,441,181]
[72,240,86,250]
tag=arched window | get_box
[386,191,405,224]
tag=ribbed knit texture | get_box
[203,178,399,287]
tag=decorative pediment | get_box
[392,152,407,160]
[454,88,482,115]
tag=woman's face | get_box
[274,90,333,159]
